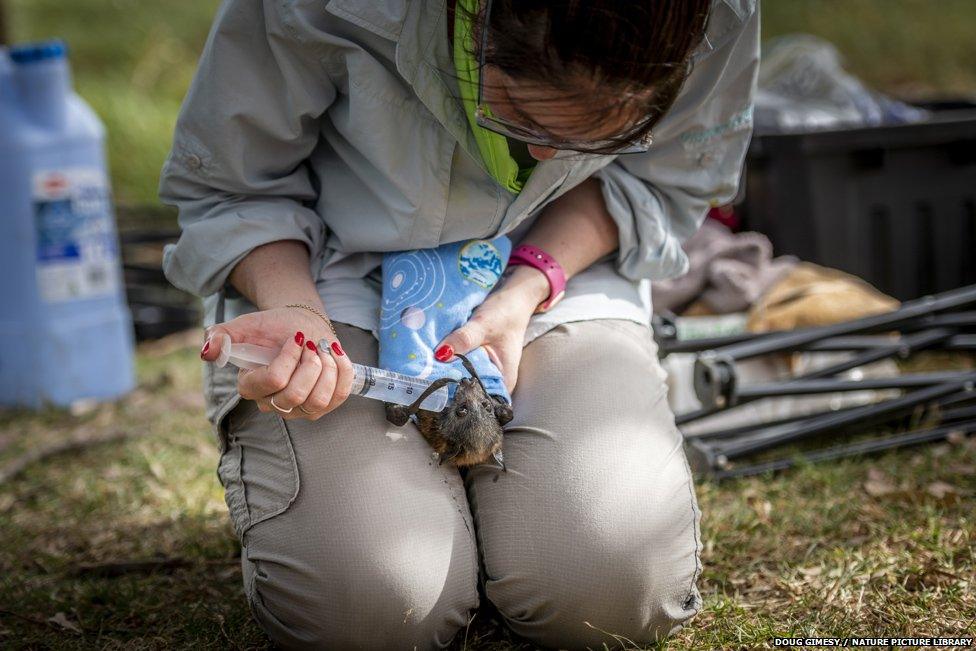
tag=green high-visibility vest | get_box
[453,0,535,194]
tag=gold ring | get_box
[269,395,293,414]
[298,404,314,415]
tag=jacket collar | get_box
[393,0,474,155]
[327,0,592,231]
[394,0,577,230]
[694,0,756,61]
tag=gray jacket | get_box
[160,0,758,360]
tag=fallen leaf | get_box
[946,463,975,476]
[147,458,167,481]
[867,467,887,482]
[926,481,959,500]
[47,612,81,634]
[946,430,969,446]
[750,499,772,523]
[69,399,100,416]
[864,477,896,497]
[218,567,239,581]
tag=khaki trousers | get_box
[213,319,702,650]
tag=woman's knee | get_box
[476,434,703,648]
[242,529,479,650]
[470,318,702,647]
[485,511,702,650]
[221,373,482,649]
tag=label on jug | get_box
[33,169,121,303]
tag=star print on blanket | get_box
[378,236,513,405]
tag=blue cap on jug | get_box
[9,40,67,65]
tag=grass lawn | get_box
[0,337,973,648]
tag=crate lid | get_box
[752,109,976,157]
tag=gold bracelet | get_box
[285,303,338,338]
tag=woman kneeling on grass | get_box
[160,0,758,648]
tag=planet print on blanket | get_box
[399,306,426,330]
[458,239,505,289]
[379,248,447,332]
[378,236,513,403]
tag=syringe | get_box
[213,333,448,412]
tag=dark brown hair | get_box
[466,0,712,152]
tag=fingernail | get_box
[200,337,211,359]
[295,331,305,346]
[306,340,318,353]
[330,341,345,357]
[435,344,454,362]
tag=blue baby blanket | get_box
[378,236,512,405]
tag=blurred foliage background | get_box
[8,0,976,205]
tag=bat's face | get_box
[434,377,513,467]
[442,377,499,432]
[384,352,513,467]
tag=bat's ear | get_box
[385,403,411,427]
[492,449,506,472]
[492,396,513,426]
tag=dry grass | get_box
[0,336,973,649]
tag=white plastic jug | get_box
[0,41,135,408]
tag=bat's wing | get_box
[405,376,457,418]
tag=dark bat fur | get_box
[384,353,513,468]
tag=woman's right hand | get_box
[199,306,355,420]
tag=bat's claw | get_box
[454,352,490,395]
[492,449,506,472]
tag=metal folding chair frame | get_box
[667,285,976,479]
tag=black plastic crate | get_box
[116,206,203,341]
[741,108,976,300]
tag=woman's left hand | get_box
[435,266,550,393]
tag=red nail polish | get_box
[306,340,318,353]
[330,341,345,357]
[295,331,305,346]
[199,340,210,358]
[435,344,454,362]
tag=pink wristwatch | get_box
[507,244,566,314]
